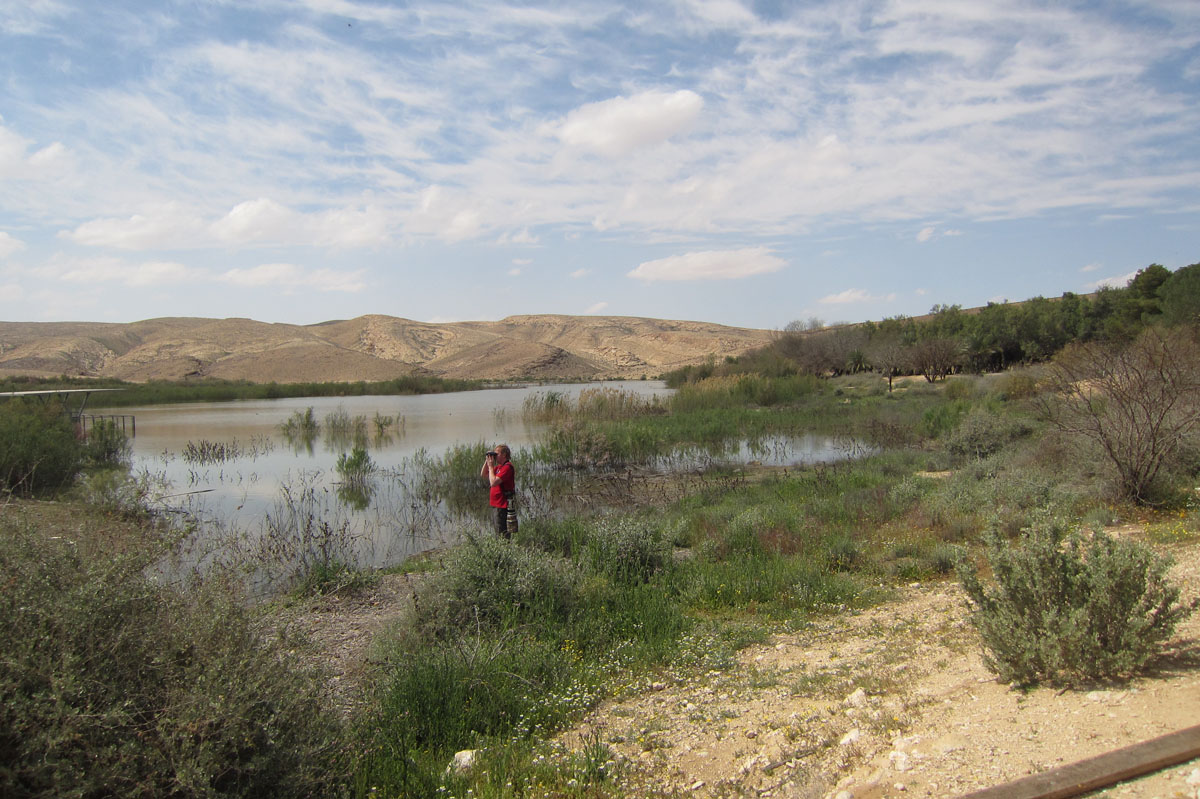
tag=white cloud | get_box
[0,232,25,259]
[512,258,532,266]
[569,268,590,279]
[60,204,206,249]
[819,288,897,305]
[498,228,538,245]
[552,90,704,158]
[0,122,70,181]
[211,198,295,244]
[628,247,785,282]
[917,226,963,242]
[1079,263,1101,273]
[218,263,366,293]
[1087,271,1137,290]
[585,301,609,314]
[507,267,521,276]
[43,256,203,287]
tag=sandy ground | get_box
[286,530,1200,798]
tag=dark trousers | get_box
[494,506,510,538]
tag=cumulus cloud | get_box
[60,204,206,249]
[0,232,25,259]
[210,198,295,244]
[218,263,366,292]
[552,90,704,157]
[211,199,389,248]
[917,227,936,243]
[819,288,898,305]
[628,247,785,282]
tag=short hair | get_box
[496,444,511,458]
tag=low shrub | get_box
[957,515,1198,686]
[416,534,580,636]
[944,407,1033,462]
[0,524,348,798]
[0,400,84,495]
[584,516,672,584]
[83,417,131,466]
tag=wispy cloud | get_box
[585,301,608,314]
[628,247,785,282]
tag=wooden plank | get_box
[956,724,1200,799]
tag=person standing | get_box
[480,444,515,538]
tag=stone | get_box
[845,688,868,708]
[446,749,475,774]
[840,728,862,746]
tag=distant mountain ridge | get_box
[0,314,774,383]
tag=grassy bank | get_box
[0,374,485,407]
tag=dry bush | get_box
[1035,326,1200,503]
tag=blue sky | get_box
[1,0,1198,329]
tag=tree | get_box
[908,337,961,382]
[1035,326,1200,503]
[1159,262,1200,327]
[868,335,910,393]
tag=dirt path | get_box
[567,533,1200,798]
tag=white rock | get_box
[845,687,869,707]
[834,792,854,799]
[446,749,476,774]
[1187,768,1200,786]
[889,751,911,772]
[840,728,862,746]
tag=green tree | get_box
[1159,262,1200,326]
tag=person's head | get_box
[495,444,511,463]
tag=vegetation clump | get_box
[0,523,348,799]
[957,515,1197,687]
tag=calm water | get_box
[121,381,856,579]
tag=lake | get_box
[122,381,857,582]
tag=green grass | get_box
[0,374,485,408]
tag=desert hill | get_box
[0,314,774,383]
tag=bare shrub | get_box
[1034,326,1200,503]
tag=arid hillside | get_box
[0,314,774,383]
